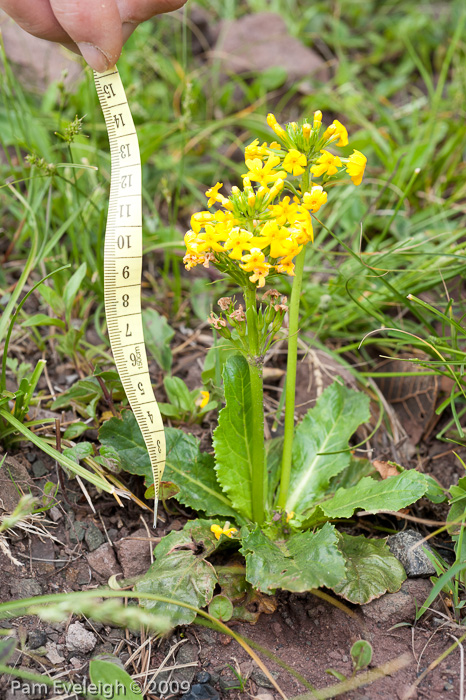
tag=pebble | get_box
[69,520,86,544]
[181,683,220,700]
[251,670,279,690]
[45,641,65,664]
[363,579,432,624]
[31,459,48,478]
[388,530,436,577]
[444,683,454,691]
[49,506,63,522]
[27,630,48,649]
[85,523,106,552]
[10,578,42,599]
[114,527,152,578]
[86,543,122,580]
[65,621,97,653]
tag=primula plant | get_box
[101,112,437,624]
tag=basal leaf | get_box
[163,428,239,520]
[286,382,370,515]
[213,355,255,520]
[321,470,428,519]
[241,522,345,593]
[136,519,220,626]
[89,659,142,700]
[100,413,237,519]
[332,533,406,604]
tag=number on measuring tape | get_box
[94,66,165,527]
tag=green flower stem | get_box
[277,245,306,509]
[244,284,266,525]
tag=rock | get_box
[388,530,436,577]
[31,536,55,575]
[65,621,97,653]
[87,543,122,580]
[254,694,275,700]
[196,671,211,684]
[45,641,65,664]
[0,456,35,513]
[10,578,42,599]
[251,670,279,690]
[212,13,329,86]
[27,630,48,650]
[362,579,433,624]
[49,506,63,522]
[31,460,48,478]
[218,676,238,692]
[158,641,198,686]
[181,682,220,700]
[85,523,106,552]
[68,520,86,544]
[115,528,152,578]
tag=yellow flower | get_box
[243,155,286,187]
[275,259,295,276]
[245,139,269,160]
[302,185,328,213]
[346,149,367,186]
[205,182,223,207]
[282,149,307,176]
[185,230,200,253]
[211,524,238,540]
[240,247,266,272]
[313,110,322,128]
[302,123,311,139]
[310,150,342,178]
[196,224,225,253]
[258,221,293,259]
[266,113,287,140]
[293,209,314,244]
[286,511,295,523]
[224,227,254,260]
[249,263,271,288]
[191,210,214,233]
[323,119,348,147]
[269,196,299,225]
[199,390,210,409]
[183,253,204,270]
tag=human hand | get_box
[0,0,187,72]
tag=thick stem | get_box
[244,285,266,525]
[277,246,306,509]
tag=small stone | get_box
[342,655,349,663]
[66,621,97,653]
[49,506,63,522]
[387,530,436,577]
[32,460,48,478]
[363,579,432,624]
[255,694,275,700]
[444,683,454,691]
[26,453,36,463]
[196,671,211,684]
[45,641,65,664]
[85,523,106,552]
[10,578,42,599]
[219,676,238,692]
[251,670,279,690]
[87,543,122,580]
[114,528,152,578]
[181,684,220,700]
[28,630,48,649]
[68,520,86,543]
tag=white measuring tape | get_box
[94,66,165,527]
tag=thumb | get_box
[49,0,123,71]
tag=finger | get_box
[49,0,123,71]
[117,0,186,42]
[0,0,69,42]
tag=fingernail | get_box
[77,42,111,72]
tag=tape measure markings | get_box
[94,66,165,527]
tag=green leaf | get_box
[241,522,345,593]
[89,658,142,700]
[331,533,406,604]
[208,594,234,621]
[321,470,428,519]
[142,309,174,373]
[351,640,373,671]
[286,383,371,514]
[64,262,87,321]
[51,377,102,419]
[63,442,94,462]
[136,519,220,626]
[99,413,238,520]
[202,338,240,390]
[63,421,89,440]
[21,313,66,329]
[164,376,195,412]
[214,355,254,520]
[99,411,149,477]
[164,428,239,520]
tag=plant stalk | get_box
[277,246,306,509]
[244,285,266,525]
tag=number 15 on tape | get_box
[94,66,165,527]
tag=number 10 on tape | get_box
[94,66,165,526]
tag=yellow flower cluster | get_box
[183,111,367,288]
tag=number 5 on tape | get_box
[94,66,165,527]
